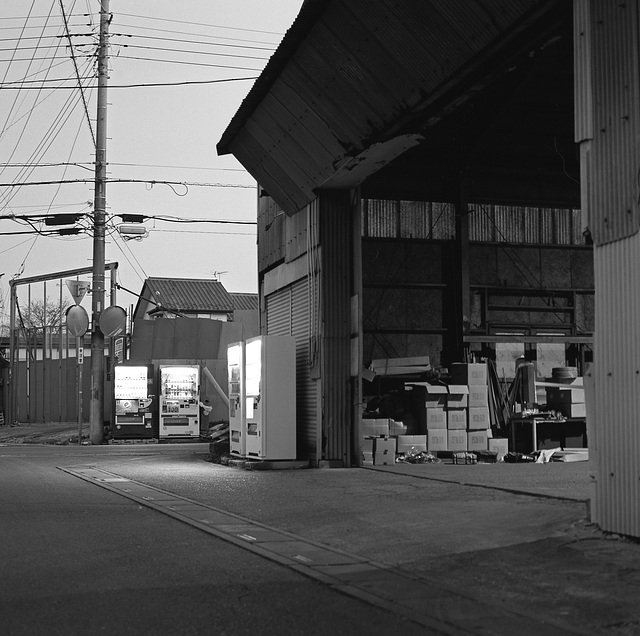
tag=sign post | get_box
[77,340,84,443]
[66,305,90,445]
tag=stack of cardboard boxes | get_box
[361,418,408,465]
[361,362,510,465]
[450,363,492,454]
[407,363,508,459]
[545,380,586,418]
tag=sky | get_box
[0,0,303,321]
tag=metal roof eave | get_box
[218,0,567,216]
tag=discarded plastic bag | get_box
[396,447,440,464]
[504,452,536,463]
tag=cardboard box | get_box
[389,420,408,436]
[375,438,396,455]
[374,452,395,466]
[556,403,587,418]
[426,407,447,430]
[447,408,467,430]
[447,430,468,452]
[397,435,427,453]
[488,438,509,461]
[362,438,375,453]
[450,363,487,386]
[546,387,585,404]
[409,383,448,408]
[468,385,489,408]
[371,356,431,376]
[447,385,469,408]
[468,407,490,430]
[427,430,448,452]
[468,429,489,452]
[362,418,389,437]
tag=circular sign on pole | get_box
[99,305,127,337]
[66,305,90,337]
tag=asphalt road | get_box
[3,443,639,636]
[0,446,429,636]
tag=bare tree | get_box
[19,298,72,330]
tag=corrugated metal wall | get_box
[592,236,640,536]
[365,199,584,245]
[14,355,110,424]
[265,277,320,463]
[582,0,640,245]
[576,0,640,537]
[319,192,353,466]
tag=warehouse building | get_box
[218,0,640,538]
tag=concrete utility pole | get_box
[89,0,111,444]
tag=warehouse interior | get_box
[219,0,592,468]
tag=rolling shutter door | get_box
[265,278,319,462]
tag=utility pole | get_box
[89,0,111,444]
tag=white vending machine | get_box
[245,335,296,460]
[159,364,200,439]
[227,341,246,457]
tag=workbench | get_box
[508,416,587,454]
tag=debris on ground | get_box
[396,448,440,464]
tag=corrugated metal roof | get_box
[229,293,259,311]
[142,278,234,314]
[218,0,568,215]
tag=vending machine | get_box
[245,335,296,460]
[112,364,155,439]
[227,341,246,457]
[159,364,200,439]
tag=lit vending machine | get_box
[245,335,296,460]
[227,341,246,457]
[112,365,155,439]
[159,364,200,439]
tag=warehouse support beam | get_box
[453,176,471,363]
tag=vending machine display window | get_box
[227,342,246,457]
[112,365,155,439]
[159,365,200,439]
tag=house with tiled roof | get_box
[132,278,257,322]
[126,278,259,429]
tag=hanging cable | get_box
[58,0,96,147]
[0,75,258,89]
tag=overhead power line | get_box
[110,31,275,53]
[0,75,259,89]
[0,178,256,188]
[0,161,246,172]
[115,13,285,37]
[116,214,256,225]
[112,21,279,46]
[1,212,255,225]
[0,13,285,38]
[107,55,263,72]
[58,0,96,147]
